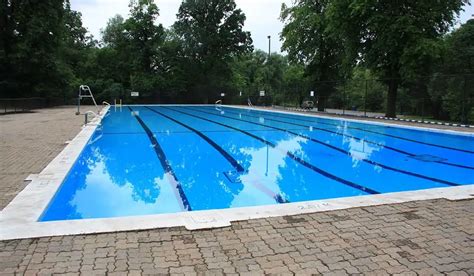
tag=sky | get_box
[71,0,473,53]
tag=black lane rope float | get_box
[145,106,245,173]
[144,107,289,204]
[127,106,192,211]
[224,107,474,155]
[187,106,461,187]
[200,106,474,171]
[161,106,381,195]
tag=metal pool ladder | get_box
[114,99,123,111]
[247,97,253,107]
[76,85,98,115]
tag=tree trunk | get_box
[317,96,325,111]
[385,78,398,118]
[432,99,442,120]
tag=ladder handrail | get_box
[215,100,222,105]
[77,85,99,115]
[85,110,98,117]
[113,99,123,112]
[83,110,99,125]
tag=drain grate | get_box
[408,154,447,162]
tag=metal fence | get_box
[0,98,48,114]
[239,74,474,125]
[2,74,472,125]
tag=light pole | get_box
[266,35,271,106]
[264,36,271,171]
[267,35,271,60]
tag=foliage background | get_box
[0,0,472,122]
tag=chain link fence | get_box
[234,74,473,125]
[0,98,48,114]
[2,74,471,125]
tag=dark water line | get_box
[187,107,460,187]
[162,106,380,195]
[221,106,474,154]
[198,107,473,171]
[146,106,290,204]
[145,106,245,173]
[128,106,192,211]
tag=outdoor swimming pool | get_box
[40,105,474,221]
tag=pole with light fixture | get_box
[267,35,271,106]
[267,35,271,59]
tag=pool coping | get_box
[0,104,473,241]
[226,105,474,136]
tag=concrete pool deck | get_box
[0,106,473,274]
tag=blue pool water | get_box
[40,105,474,221]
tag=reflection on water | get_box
[41,106,473,222]
[69,139,183,219]
[40,133,186,221]
[66,133,309,217]
[233,136,307,207]
[340,122,382,168]
[71,160,182,218]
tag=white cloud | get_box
[458,4,473,25]
[71,0,129,37]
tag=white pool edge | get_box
[224,105,474,137]
[0,104,472,241]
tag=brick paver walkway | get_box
[1,106,473,275]
[0,107,85,210]
[1,199,473,275]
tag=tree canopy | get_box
[174,0,253,102]
[326,0,468,117]
[0,0,472,122]
[280,0,344,110]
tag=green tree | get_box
[58,2,97,101]
[99,1,167,101]
[174,0,253,103]
[231,51,267,97]
[282,63,309,106]
[153,29,188,102]
[124,0,164,74]
[102,15,126,48]
[122,0,165,100]
[230,51,294,105]
[280,0,343,110]
[100,15,131,87]
[0,0,16,97]
[429,19,474,123]
[0,0,66,98]
[328,0,467,117]
[330,67,385,112]
[441,19,474,75]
